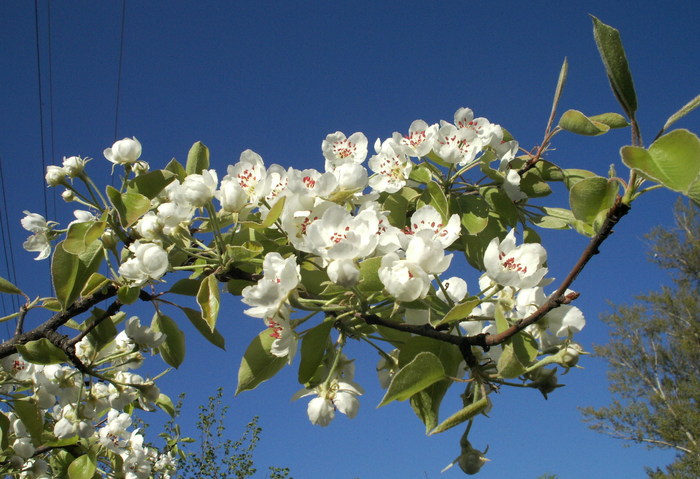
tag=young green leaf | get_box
[591,16,638,118]
[68,453,96,479]
[659,94,700,138]
[180,306,226,350]
[588,112,629,129]
[236,329,288,395]
[569,176,619,225]
[559,109,610,136]
[621,129,700,204]
[16,338,69,365]
[152,313,186,369]
[0,276,23,296]
[434,299,480,327]
[379,352,446,407]
[186,141,210,175]
[298,320,334,384]
[429,397,490,435]
[196,274,220,332]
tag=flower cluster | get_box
[0,315,175,478]
[10,105,596,475]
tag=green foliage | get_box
[173,388,291,479]
[581,200,700,478]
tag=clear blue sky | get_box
[1,1,698,478]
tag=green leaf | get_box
[83,309,119,352]
[152,313,186,368]
[0,276,23,295]
[127,169,176,199]
[0,411,9,450]
[497,343,526,378]
[236,329,288,394]
[481,186,518,226]
[562,168,597,190]
[569,176,618,224]
[80,273,110,297]
[429,397,490,435]
[549,57,568,125]
[453,194,489,235]
[259,196,286,229]
[512,331,539,366]
[357,256,383,293]
[409,164,432,184]
[379,352,446,407]
[180,306,226,350]
[17,338,69,365]
[520,169,553,198]
[165,157,188,181]
[591,16,638,118]
[589,112,629,129]
[398,336,463,432]
[14,398,43,442]
[168,278,203,296]
[494,303,510,334]
[531,207,576,230]
[434,299,480,327]
[559,109,610,136]
[64,221,107,256]
[298,320,334,384]
[419,181,449,223]
[660,94,700,137]
[52,241,79,310]
[106,186,151,227]
[196,275,220,332]
[117,285,141,305]
[68,453,96,479]
[621,129,700,203]
[383,190,409,229]
[51,239,104,310]
[156,393,176,417]
[186,141,210,175]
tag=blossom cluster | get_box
[0,316,175,478]
[8,106,590,475]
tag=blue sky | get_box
[1,1,699,478]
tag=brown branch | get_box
[361,197,631,366]
[0,284,119,359]
[485,197,631,346]
[361,313,489,368]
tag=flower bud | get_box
[133,160,150,176]
[62,156,87,177]
[101,229,118,250]
[61,190,75,202]
[45,165,66,187]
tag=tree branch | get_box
[0,284,119,359]
[485,197,631,347]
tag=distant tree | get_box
[162,388,292,479]
[581,200,700,478]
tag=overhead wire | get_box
[111,0,127,187]
[0,155,20,320]
[47,0,57,219]
[34,0,49,218]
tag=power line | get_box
[34,0,49,218]
[47,0,57,219]
[112,0,127,185]
[0,154,20,318]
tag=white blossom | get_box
[483,229,548,288]
[104,137,142,165]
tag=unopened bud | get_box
[61,190,75,202]
[101,229,118,249]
